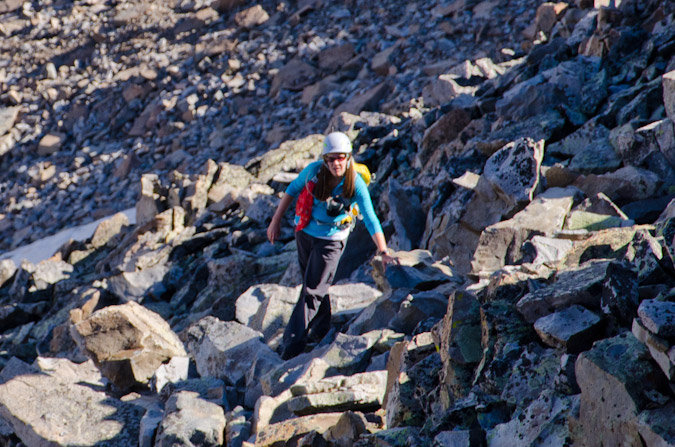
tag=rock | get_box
[664,70,675,122]
[632,318,675,381]
[151,356,190,393]
[182,317,281,389]
[247,134,324,184]
[384,178,425,251]
[471,187,577,275]
[461,138,544,237]
[71,301,187,390]
[516,260,612,323]
[383,332,439,428]
[226,406,251,447]
[546,119,621,174]
[574,333,667,447]
[0,357,144,446]
[419,107,473,165]
[533,304,603,353]
[287,370,387,415]
[334,82,390,116]
[107,263,170,302]
[637,402,675,447]
[318,43,355,73]
[155,391,226,447]
[371,249,461,294]
[270,59,319,96]
[536,2,569,35]
[637,299,675,340]
[324,411,370,447]
[573,166,661,204]
[0,259,17,288]
[37,132,66,156]
[255,413,344,447]
[438,290,483,404]
[372,44,399,76]
[90,212,130,248]
[234,5,269,28]
[486,390,577,447]
[0,106,19,137]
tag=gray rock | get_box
[574,333,667,447]
[371,249,461,294]
[486,390,577,447]
[151,356,190,394]
[90,212,130,248]
[637,401,675,447]
[71,301,187,390]
[287,370,387,415]
[0,106,19,137]
[573,166,661,204]
[0,259,16,288]
[384,178,425,251]
[255,413,344,447]
[664,70,675,122]
[632,318,675,380]
[155,391,226,447]
[637,299,675,339]
[225,406,251,447]
[438,290,483,403]
[235,283,299,330]
[500,345,560,409]
[471,187,577,275]
[533,304,602,353]
[516,260,612,323]
[107,263,169,302]
[546,119,621,174]
[182,317,281,388]
[0,357,144,447]
[247,134,324,184]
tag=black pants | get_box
[280,230,346,360]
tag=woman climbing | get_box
[266,131,396,360]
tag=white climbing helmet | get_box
[322,132,353,155]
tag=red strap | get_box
[295,180,316,232]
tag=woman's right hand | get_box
[267,219,281,244]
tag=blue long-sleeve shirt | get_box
[286,161,383,240]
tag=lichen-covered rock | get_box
[573,333,668,447]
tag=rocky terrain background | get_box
[1,0,675,446]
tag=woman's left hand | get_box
[379,252,399,271]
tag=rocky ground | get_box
[1,0,675,446]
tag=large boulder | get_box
[516,260,614,323]
[461,138,544,239]
[181,317,281,389]
[0,357,144,447]
[70,301,187,390]
[471,187,577,275]
[573,333,668,447]
[154,391,226,447]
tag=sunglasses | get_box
[323,153,350,163]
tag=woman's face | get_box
[323,153,350,177]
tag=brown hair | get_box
[313,162,356,201]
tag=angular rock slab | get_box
[155,391,226,447]
[574,333,667,447]
[516,260,612,323]
[287,370,387,415]
[0,357,143,447]
[533,304,602,353]
[71,301,186,390]
[255,413,344,447]
[632,318,675,381]
[471,187,576,274]
[182,316,281,388]
[637,299,675,339]
[487,390,578,447]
